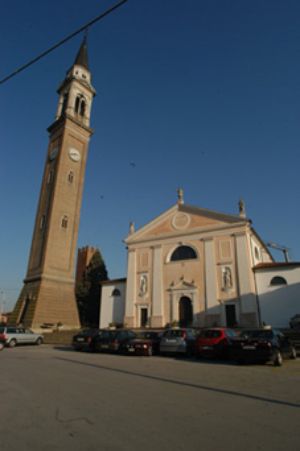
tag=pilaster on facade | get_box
[202,238,218,311]
[151,245,163,321]
[124,248,137,323]
[233,233,259,326]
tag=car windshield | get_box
[240,330,273,339]
[200,330,222,338]
[0,327,5,333]
[165,330,186,338]
[138,332,157,339]
[101,331,116,339]
[80,329,100,336]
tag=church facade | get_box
[100,191,278,329]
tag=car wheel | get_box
[147,346,153,357]
[290,347,297,360]
[186,347,193,358]
[9,339,17,348]
[0,343,4,351]
[36,338,43,345]
[273,350,283,367]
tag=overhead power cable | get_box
[0,0,129,85]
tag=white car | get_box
[0,326,43,347]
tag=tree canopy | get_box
[76,249,108,327]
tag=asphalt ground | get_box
[1,345,299,451]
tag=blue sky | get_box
[1,0,300,311]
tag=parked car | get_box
[119,335,154,356]
[72,329,103,352]
[160,328,198,356]
[229,328,297,366]
[196,327,237,359]
[94,329,153,355]
[0,326,43,347]
[134,331,162,355]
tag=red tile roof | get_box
[253,262,300,270]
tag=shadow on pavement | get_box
[53,346,74,352]
[55,355,300,410]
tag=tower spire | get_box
[74,33,89,70]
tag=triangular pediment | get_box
[125,203,247,244]
[169,278,197,290]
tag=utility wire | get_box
[0,0,129,85]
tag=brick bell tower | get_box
[11,38,96,330]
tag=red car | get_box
[196,328,237,359]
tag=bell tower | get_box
[11,38,96,330]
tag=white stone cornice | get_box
[127,248,136,253]
[126,223,248,247]
[231,231,246,238]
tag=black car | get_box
[229,328,297,366]
[94,329,152,356]
[72,329,103,352]
[134,331,162,355]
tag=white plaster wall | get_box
[255,267,300,328]
[99,282,126,328]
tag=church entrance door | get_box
[179,297,193,327]
[140,308,148,327]
[225,304,237,327]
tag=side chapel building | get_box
[100,190,300,329]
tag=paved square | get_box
[1,345,299,451]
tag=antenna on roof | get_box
[266,242,291,262]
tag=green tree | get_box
[76,249,108,327]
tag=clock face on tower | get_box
[68,147,81,162]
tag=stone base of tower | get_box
[10,277,80,331]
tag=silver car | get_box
[160,328,198,356]
[0,326,43,347]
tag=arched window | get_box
[80,100,86,117]
[75,96,80,113]
[40,215,46,230]
[61,215,68,229]
[75,95,86,117]
[47,170,54,184]
[270,276,287,286]
[170,245,197,262]
[68,171,74,183]
[61,93,69,115]
[112,288,121,297]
